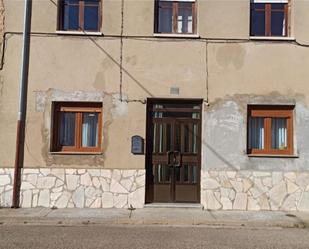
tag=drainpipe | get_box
[12,0,32,208]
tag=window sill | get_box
[56,30,103,36]
[153,33,200,39]
[250,36,296,41]
[248,154,299,158]
[49,151,103,155]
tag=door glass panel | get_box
[164,165,171,182]
[175,124,181,151]
[159,123,163,153]
[175,167,180,182]
[184,124,189,152]
[166,123,172,152]
[192,113,200,119]
[155,164,170,183]
[192,124,198,153]
[157,164,163,183]
[192,165,197,184]
[153,123,157,153]
[159,112,200,118]
[184,165,189,182]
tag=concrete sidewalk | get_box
[0,207,309,228]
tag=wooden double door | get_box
[146,99,202,203]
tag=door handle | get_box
[167,151,181,167]
[167,151,173,166]
[173,151,181,167]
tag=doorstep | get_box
[144,203,204,209]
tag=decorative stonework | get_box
[201,171,309,211]
[0,168,145,208]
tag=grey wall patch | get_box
[111,94,128,118]
[50,89,104,102]
[203,98,309,172]
[35,91,47,112]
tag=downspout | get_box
[12,0,32,208]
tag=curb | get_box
[0,217,308,229]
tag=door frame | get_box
[145,98,203,204]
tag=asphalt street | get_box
[0,224,309,249]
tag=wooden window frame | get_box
[52,102,103,153]
[250,2,289,37]
[247,105,294,155]
[58,0,102,32]
[155,0,197,34]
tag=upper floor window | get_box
[250,0,289,37]
[155,0,196,34]
[58,0,101,32]
[247,105,294,155]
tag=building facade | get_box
[1,0,309,211]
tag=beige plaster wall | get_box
[0,35,208,169]
[207,42,309,103]
[2,0,308,43]
[1,0,309,170]
[294,0,309,44]
[199,0,249,39]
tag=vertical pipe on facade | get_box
[119,0,124,101]
[205,40,209,104]
[12,0,32,208]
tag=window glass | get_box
[53,102,102,152]
[66,0,79,4]
[158,2,173,33]
[156,1,195,34]
[271,3,285,10]
[271,118,287,149]
[82,113,99,147]
[64,5,79,30]
[271,9,285,36]
[248,117,265,149]
[250,4,265,36]
[250,3,287,37]
[178,3,193,33]
[60,112,76,146]
[84,6,99,31]
[247,105,293,155]
[61,0,100,31]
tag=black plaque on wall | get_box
[131,135,144,155]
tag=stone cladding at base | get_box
[201,171,309,211]
[0,168,145,208]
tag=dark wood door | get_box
[145,100,202,203]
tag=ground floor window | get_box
[247,105,294,155]
[52,102,102,153]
